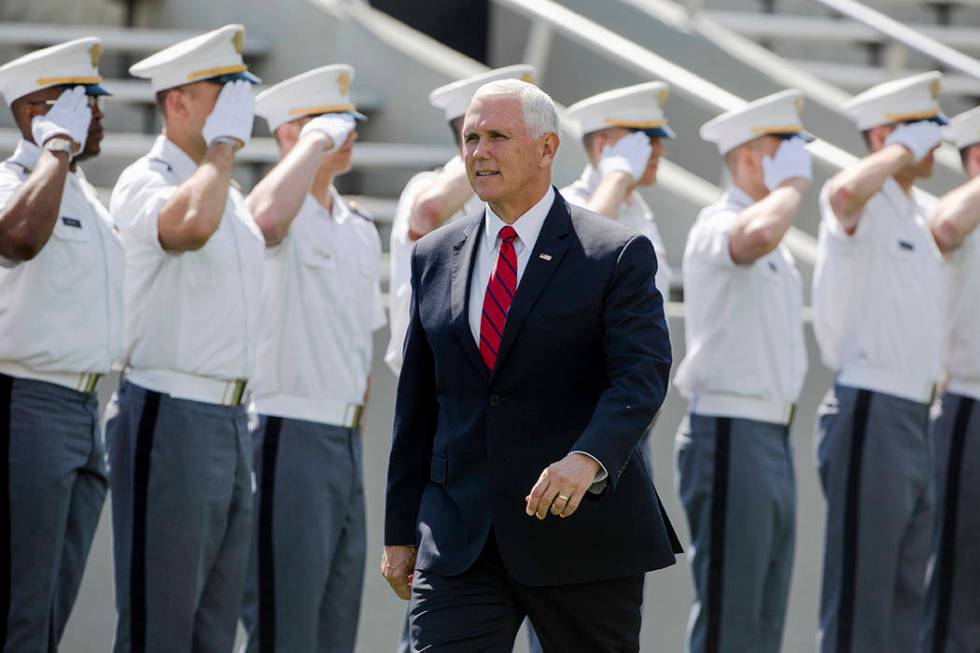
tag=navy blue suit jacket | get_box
[384,190,681,586]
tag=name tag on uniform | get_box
[61,217,82,228]
[898,240,915,251]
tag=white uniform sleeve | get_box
[0,168,25,268]
[817,180,878,245]
[109,166,177,256]
[686,208,738,268]
[384,172,435,376]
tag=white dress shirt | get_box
[251,189,386,424]
[0,139,124,388]
[813,177,945,403]
[674,186,806,424]
[562,165,673,297]
[385,157,483,376]
[944,229,980,401]
[467,186,608,485]
[110,135,265,395]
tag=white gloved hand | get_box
[202,80,255,148]
[300,113,356,151]
[31,86,91,154]
[885,120,943,162]
[762,137,813,191]
[597,131,652,182]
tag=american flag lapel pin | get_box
[538,253,553,262]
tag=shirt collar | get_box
[483,186,555,253]
[724,185,755,211]
[9,139,41,173]
[150,135,199,182]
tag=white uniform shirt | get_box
[944,230,980,401]
[251,189,386,423]
[110,135,265,385]
[562,165,673,297]
[813,177,944,403]
[385,157,483,375]
[673,186,806,424]
[0,139,124,384]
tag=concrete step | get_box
[0,129,454,168]
[0,22,269,56]
[788,59,980,98]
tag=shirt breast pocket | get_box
[299,242,338,270]
[45,217,94,293]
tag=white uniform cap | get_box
[700,89,812,155]
[565,81,674,139]
[429,64,536,122]
[945,105,980,151]
[843,71,947,131]
[129,24,260,92]
[255,64,365,132]
[0,37,110,106]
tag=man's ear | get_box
[540,132,560,167]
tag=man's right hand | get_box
[300,113,356,151]
[381,545,417,601]
[597,131,652,183]
[31,86,91,154]
[202,79,255,149]
[885,120,943,162]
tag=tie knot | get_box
[499,226,517,244]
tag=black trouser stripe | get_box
[706,417,731,653]
[259,416,284,652]
[932,396,974,653]
[0,374,12,645]
[131,390,161,653]
[837,388,872,653]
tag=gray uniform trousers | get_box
[921,392,980,653]
[815,384,934,653]
[241,414,366,653]
[0,374,107,651]
[676,412,796,653]
[106,379,252,653]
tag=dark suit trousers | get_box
[408,531,644,653]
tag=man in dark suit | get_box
[382,78,680,652]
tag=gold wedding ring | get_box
[556,494,570,502]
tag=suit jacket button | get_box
[488,394,501,406]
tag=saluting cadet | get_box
[0,38,121,651]
[674,90,811,653]
[385,65,534,377]
[813,72,946,653]
[239,64,385,653]
[562,81,674,299]
[105,25,263,653]
[921,106,980,653]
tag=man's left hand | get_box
[525,452,601,520]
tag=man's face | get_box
[175,81,224,140]
[964,143,980,180]
[15,86,105,159]
[462,95,552,205]
[874,123,937,179]
[287,114,358,175]
[591,128,665,186]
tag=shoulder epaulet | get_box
[147,157,173,173]
[348,199,374,222]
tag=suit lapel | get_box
[493,193,572,375]
[451,217,490,381]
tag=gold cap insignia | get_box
[930,78,941,100]
[89,43,103,68]
[232,30,244,55]
[337,71,352,96]
[521,72,536,85]
[657,86,670,108]
[795,95,805,118]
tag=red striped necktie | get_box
[479,225,518,371]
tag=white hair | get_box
[470,79,559,138]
